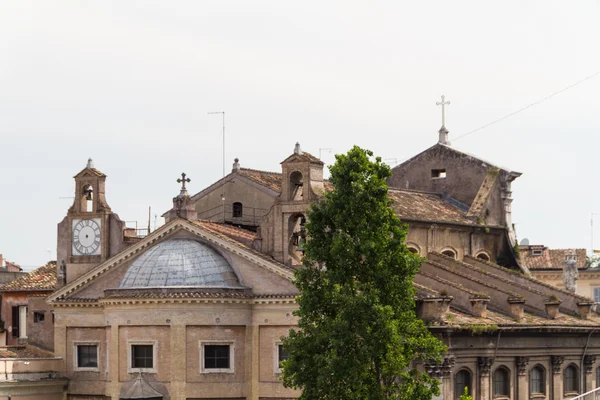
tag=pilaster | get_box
[170,324,186,400]
[245,323,260,400]
[551,355,564,400]
[478,357,493,400]
[107,326,119,400]
[584,355,596,393]
[516,356,529,400]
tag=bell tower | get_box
[56,159,127,287]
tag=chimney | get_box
[563,251,578,293]
[577,301,594,319]
[470,297,490,318]
[0,254,3,269]
[232,158,240,172]
[507,297,526,321]
[417,296,453,324]
[438,126,450,146]
[544,296,562,319]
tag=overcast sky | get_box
[1,1,599,269]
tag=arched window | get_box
[564,364,579,394]
[455,369,471,399]
[81,184,93,212]
[493,367,510,397]
[408,247,419,254]
[476,252,490,262]
[442,249,457,259]
[289,171,304,201]
[530,365,545,395]
[232,202,243,218]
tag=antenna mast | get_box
[208,111,226,177]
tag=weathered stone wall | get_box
[26,296,54,351]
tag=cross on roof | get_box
[436,95,451,127]
[177,172,191,191]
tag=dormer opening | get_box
[81,184,94,212]
[431,169,447,179]
[289,171,304,201]
[532,249,543,256]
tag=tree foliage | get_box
[281,146,446,399]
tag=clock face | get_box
[72,219,101,256]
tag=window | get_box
[275,343,290,374]
[431,169,447,179]
[594,287,600,303]
[131,345,153,369]
[596,367,600,388]
[493,367,510,397]
[76,344,99,370]
[532,249,543,256]
[11,305,26,339]
[530,365,545,395]
[232,202,243,218]
[33,312,45,323]
[442,249,457,259]
[11,306,19,338]
[476,252,490,262]
[200,341,234,373]
[564,365,579,394]
[408,247,419,254]
[455,369,471,399]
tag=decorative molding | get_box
[478,356,493,376]
[551,356,564,374]
[584,355,597,374]
[516,356,529,376]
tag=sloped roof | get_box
[0,262,56,291]
[237,168,283,192]
[73,167,106,178]
[520,246,587,270]
[281,151,324,165]
[388,189,477,226]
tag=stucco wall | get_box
[27,296,54,351]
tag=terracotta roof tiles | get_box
[238,168,283,192]
[0,262,56,291]
[519,246,587,270]
[388,189,477,226]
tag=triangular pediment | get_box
[73,167,106,179]
[280,152,324,165]
[47,218,295,303]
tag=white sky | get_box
[1,1,599,269]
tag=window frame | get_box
[274,341,290,375]
[454,368,472,400]
[492,366,510,398]
[564,364,579,395]
[73,341,100,372]
[199,340,235,374]
[593,287,600,303]
[529,365,546,396]
[127,340,158,374]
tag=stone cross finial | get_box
[436,95,451,127]
[177,173,191,192]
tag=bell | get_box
[85,187,93,201]
[297,237,306,254]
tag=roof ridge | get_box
[239,167,281,175]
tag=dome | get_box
[119,239,242,289]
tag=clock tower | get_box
[56,159,128,287]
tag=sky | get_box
[1,1,599,270]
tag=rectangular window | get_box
[131,344,153,369]
[532,249,543,256]
[594,287,600,303]
[33,312,45,323]
[200,341,234,373]
[278,344,289,368]
[77,345,98,368]
[11,306,19,338]
[205,345,230,369]
[431,169,447,179]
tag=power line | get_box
[453,70,600,142]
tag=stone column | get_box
[516,356,529,400]
[551,356,564,400]
[245,324,260,400]
[478,357,493,400]
[441,356,456,400]
[584,355,596,393]
[170,324,186,400]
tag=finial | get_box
[438,126,450,146]
[232,158,240,172]
[177,172,191,194]
[294,142,303,155]
[436,95,451,128]
[86,158,94,169]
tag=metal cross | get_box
[177,172,191,191]
[436,95,451,127]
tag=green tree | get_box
[281,146,446,400]
[460,387,472,400]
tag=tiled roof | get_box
[0,262,56,291]
[238,168,283,192]
[467,167,499,217]
[388,189,477,226]
[0,346,52,359]
[519,246,587,270]
[74,167,106,178]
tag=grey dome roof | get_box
[119,239,242,289]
